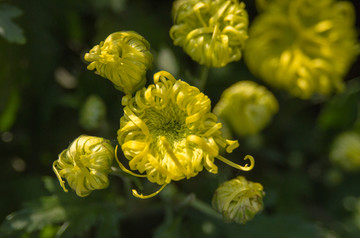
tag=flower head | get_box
[212,176,265,224]
[214,81,278,136]
[117,71,254,198]
[330,131,360,171]
[170,0,248,68]
[244,0,360,99]
[53,135,114,197]
[84,31,153,95]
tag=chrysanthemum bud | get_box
[330,131,360,171]
[244,0,360,99]
[84,31,153,95]
[116,71,254,199]
[170,0,249,68]
[53,135,114,197]
[212,176,265,224]
[214,81,278,136]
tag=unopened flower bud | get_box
[53,135,114,197]
[214,81,278,136]
[212,176,265,224]
[84,31,153,94]
[330,131,360,171]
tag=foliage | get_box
[0,3,26,44]
[0,177,123,238]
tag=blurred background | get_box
[0,0,360,237]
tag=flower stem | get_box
[198,65,209,91]
[189,195,222,220]
[178,193,222,220]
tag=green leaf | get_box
[317,79,360,132]
[89,0,126,13]
[222,214,327,238]
[154,207,185,238]
[0,177,124,238]
[0,4,26,44]
[96,211,122,238]
[0,88,21,132]
[79,94,107,131]
[0,196,66,235]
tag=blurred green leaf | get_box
[317,79,360,132]
[154,216,184,238]
[0,4,26,44]
[154,207,185,238]
[0,196,66,235]
[157,47,179,76]
[89,0,126,13]
[0,177,124,238]
[0,88,20,132]
[79,94,107,131]
[222,214,328,238]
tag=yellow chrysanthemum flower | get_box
[53,135,114,197]
[244,0,360,99]
[213,81,278,136]
[330,131,360,171]
[212,176,265,224]
[170,0,248,68]
[116,71,254,198]
[84,31,153,95]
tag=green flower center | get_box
[144,102,189,143]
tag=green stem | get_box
[55,222,69,238]
[198,65,209,91]
[189,195,222,220]
[178,193,222,220]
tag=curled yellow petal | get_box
[115,145,147,178]
[216,154,254,171]
[52,161,68,193]
[132,184,168,199]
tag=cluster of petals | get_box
[212,176,264,224]
[170,0,249,68]
[117,71,254,198]
[84,31,153,95]
[53,135,114,197]
[244,0,359,99]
